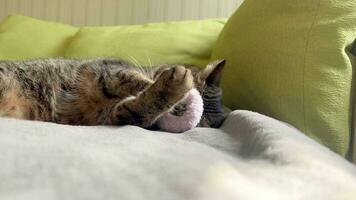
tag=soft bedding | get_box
[0,110,355,200]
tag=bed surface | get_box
[0,110,355,200]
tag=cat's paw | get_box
[159,66,193,94]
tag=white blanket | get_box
[0,110,355,200]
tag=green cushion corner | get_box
[212,0,356,155]
[0,14,79,60]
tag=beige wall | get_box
[0,0,243,26]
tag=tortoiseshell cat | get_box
[0,58,226,129]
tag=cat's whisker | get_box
[145,53,153,67]
[128,55,140,67]
[135,59,146,75]
[128,55,145,75]
[145,53,155,79]
[127,54,153,79]
[150,66,155,80]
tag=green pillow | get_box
[212,0,356,155]
[0,15,78,60]
[65,19,226,67]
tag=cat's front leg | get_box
[109,66,193,128]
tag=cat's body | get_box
[0,58,226,129]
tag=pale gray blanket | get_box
[0,110,355,200]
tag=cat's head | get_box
[159,60,227,128]
[195,60,226,94]
[195,60,227,128]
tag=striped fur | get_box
[0,58,226,129]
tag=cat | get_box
[0,58,226,130]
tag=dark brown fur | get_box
[0,58,226,129]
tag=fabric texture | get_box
[64,19,226,67]
[0,110,355,200]
[0,15,78,60]
[212,0,356,155]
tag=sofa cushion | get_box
[212,0,356,155]
[65,19,226,67]
[0,15,78,60]
[1,111,356,199]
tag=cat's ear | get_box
[199,60,226,86]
